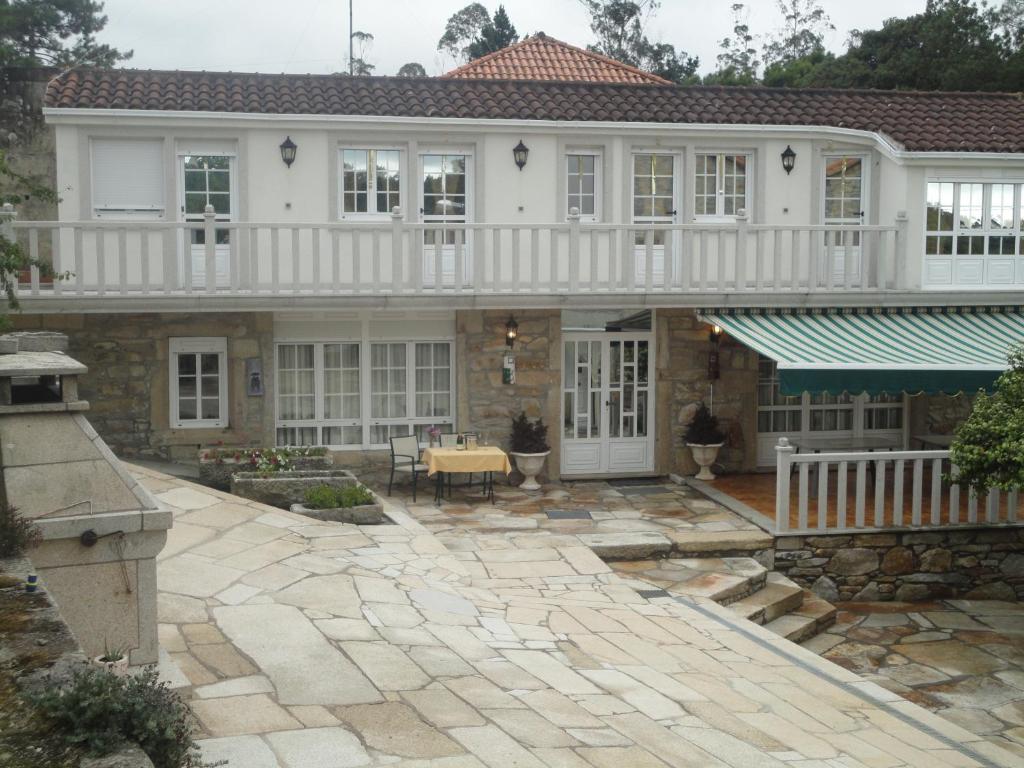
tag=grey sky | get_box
[98,0,929,77]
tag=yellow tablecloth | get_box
[422,446,512,477]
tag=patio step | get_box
[763,589,837,643]
[727,572,804,625]
[611,556,767,605]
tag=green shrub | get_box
[303,484,376,509]
[0,504,41,558]
[683,402,726,445]
[30,667,219,768]
[510,411,550,453]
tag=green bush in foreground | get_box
[304,484,376,510]
[30,667,219,768]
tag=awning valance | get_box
[700,309,1024,396]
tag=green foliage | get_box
[201,445,327,473]
[30,667,218,768]
[0,0,131,68]
[348,30,374,75]
[761,0,833,69]
[0,504,41,558]
[950,344,1024,492]
[304,484,375,510]
[467,5,518,60]
[396,62,427,77]
[510,411,550,454]
[438,3,491,61]
[684,403,726,446]
[705,3,760,85]
[580,0,699,84]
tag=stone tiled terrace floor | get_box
[138,464,1022,768]
[806,600,1024,759]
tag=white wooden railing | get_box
[775,437,1021,535]
[3,204,909,300]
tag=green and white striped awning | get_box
[700,309,1024,395]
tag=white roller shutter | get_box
[91,139,165,217]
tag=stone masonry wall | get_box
[657,309,759,476]
[456,309,561,481]
[12,313,275,462]
[776,529,1024,602]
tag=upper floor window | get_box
[695,153,749,219]
[91,139,164,219]
[566,153,600,221]
[340,148,401,217]
[926,181,1021,258]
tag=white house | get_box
[11,36,1024,515]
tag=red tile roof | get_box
[44,68,1024,154]
[442,33,671,85]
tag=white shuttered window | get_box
[91,139,165,218]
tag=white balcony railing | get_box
[4,205,909,300]
[775,438,1021,535]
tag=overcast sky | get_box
[97,0,929,77]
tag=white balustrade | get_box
[3,206,908,300]
[775,437,1020,534]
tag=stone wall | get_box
[657,310,759,476]
[0,67,58,223]
[11,313,275,461]
[776,529,1024,602]
[455,309,561,480]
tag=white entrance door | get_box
[420,152,471,287]
[631,152,679,284]
[561,334,654,475]
[822,155,867,282]
[180,154,233,288]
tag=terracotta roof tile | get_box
[44,68,1024,153]
[441,33,671,85]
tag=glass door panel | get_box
[632,153,676,283]
[182,155,232,288]
[823,156,864,281]
[421,153,470,287]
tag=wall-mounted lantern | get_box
[512,140,529,171]
[708,323,722,380]
[505,316,519,347]
[280,136,298,168]
[780,144,796,175]
[708,323,722,344]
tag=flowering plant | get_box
[427,425,442,439]
[201,445,327,470]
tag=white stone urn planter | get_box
[92,653,130,677]
[687,443,724,481]
[510,451,550,491]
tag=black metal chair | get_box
[388,435,427,502]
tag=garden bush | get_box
[304,484,376,509]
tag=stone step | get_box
[610,556,767,605]
[666,530,774,559]
[727,572,804,625]
[762,589,837,643]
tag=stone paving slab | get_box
[130,464,1022,768]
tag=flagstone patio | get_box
[139,463,1022,767]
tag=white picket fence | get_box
[775,437,1021,535]
[3,204,908,299]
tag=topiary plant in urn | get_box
[684,402,726,481]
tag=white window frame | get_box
[169,337,228,429]
[821,154,869,226]
[693,151,752,221]
[338,146,405,220]
[274,338,455,449]
[566,150,602,222]
[923,179,1024,288]
[90,138,166,220]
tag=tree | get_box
[348,30,374,76]
[396,62,427,77]
[0,0,131,68]
[949,344,1024,492]
[706,3,760,85]
[580,0,700,84]
[467,5,518,60]
[762,0,833,68]
[438,3,491,62]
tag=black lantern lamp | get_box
[781,144,796,175]
[505,316,519,347]
[280,136,298,168]
[708,323,723,344]
[513,140,529,171]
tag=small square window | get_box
[170,338,228,428]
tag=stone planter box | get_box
[230,469,357,510]
[200,451,333,490]
[289,491,388,525]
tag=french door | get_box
[631,152,679,283]
[561,333,654,475]
[420,152,471,287]
[822,155,867,282]
[180,154,233,288]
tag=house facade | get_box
[11,48,1024,483]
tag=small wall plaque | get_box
[245,357,264,396]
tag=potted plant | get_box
[290,483,388,524]
[509,412,550,491]
[684,402,726,481]
[92,641,130,677]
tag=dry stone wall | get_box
[775,529,1024,602]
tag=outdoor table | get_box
[787,435,900,486]
[422,446,512,504]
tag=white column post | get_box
[894,210,909,290]
[203,204,217,293]
[735,208,748,290]
[775,437,794,533]
[1,203,18,299]
[568,206,580,293]
[391,206,403,293]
